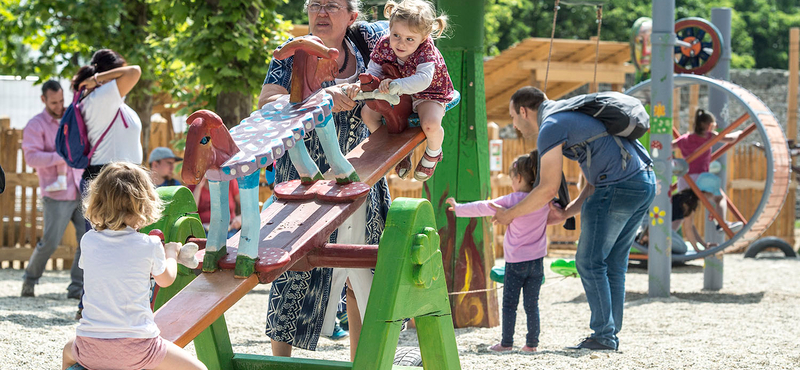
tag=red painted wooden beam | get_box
[683,174,734,238]
[711,122,757,162]
[720,189,747,224]
[290,243,379,271]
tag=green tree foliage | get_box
[158,0,291,128]
[0,0,185,155]
[1,0,291,136]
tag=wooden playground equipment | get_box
[147,169,461,370]
[626,74,792,261]
[69,77,461,370]
[139,35,461,370]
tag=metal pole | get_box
[704,8,731,290]
[648,0,675,298]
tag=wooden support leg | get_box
[193,315,235,370]
[234,171,261,278]
[353,320,404,370]
[203,180,230,272]
[316,119,359,184]
[416,314,461,370]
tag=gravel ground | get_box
[2,253,800,369]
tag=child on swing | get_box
[446,151,549,353]
[359,0,455,182]
[673,109,743,232]
[61,162,206,370]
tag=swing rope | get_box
[543,0,561,94]
[543,1,605,94]
[446,275,572,296]
[592,5,603,90]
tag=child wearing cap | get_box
[148,147,182,187]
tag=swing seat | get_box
[550,259,580,278]
[490,265,505,284]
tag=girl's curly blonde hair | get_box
[384,0,449,39]
[83,162,163,231]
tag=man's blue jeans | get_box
[576,169,655,349]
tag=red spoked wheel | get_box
[674,17,724,75]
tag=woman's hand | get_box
[445,197,457,211]
[340,83,360,99]
[325,85,358,113]
[78,75,99,91]
[378,78,394,94]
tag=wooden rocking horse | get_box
[181,36,386,277]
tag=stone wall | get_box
[498,68,800,141]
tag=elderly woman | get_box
[257,0,390,361]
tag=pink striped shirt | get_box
[21,109,83,200]
[453,192,549,263]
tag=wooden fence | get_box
[1,115,795,269]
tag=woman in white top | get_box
[72,49,143,182]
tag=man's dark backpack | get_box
[538,91,649,171]
[55,87,127,169]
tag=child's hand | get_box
[546,201,568,225]
[164,242,181,259]
[445,197,457,211]
[378,78,394,94]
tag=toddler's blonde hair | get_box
[83,162,163,231]
[384,0,449,39]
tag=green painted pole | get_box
[431,0,499,328]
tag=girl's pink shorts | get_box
[72,335,168,370]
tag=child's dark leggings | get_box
[501,258,544,348]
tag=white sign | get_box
[489,139,503,172]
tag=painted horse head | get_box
[359,63,413,134]
[181,110,240,185]
[274,36,340,103]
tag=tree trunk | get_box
[216,91,252,129]
[127,80,154,165]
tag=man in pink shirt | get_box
[21,80,86,299]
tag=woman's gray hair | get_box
[304,0,362,13]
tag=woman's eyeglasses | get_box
[308,2,344,14]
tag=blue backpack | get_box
[56,87,127,168]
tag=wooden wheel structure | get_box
[673,18,724,75]
[626,74,791,262]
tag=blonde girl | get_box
[360,0,455,181]
[61,162,206,370]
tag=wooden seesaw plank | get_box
[155,126,425,347]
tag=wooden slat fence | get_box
[1,115,795,269]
